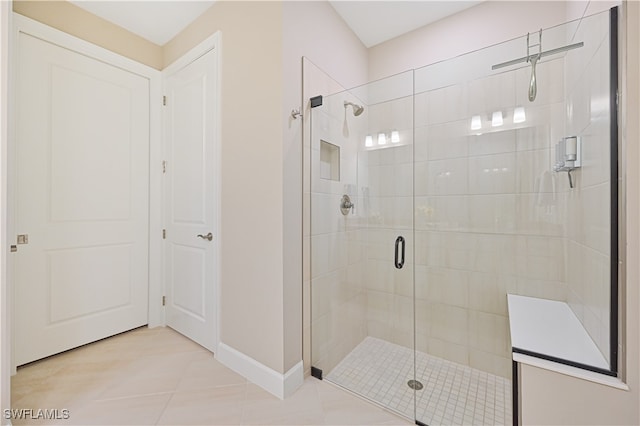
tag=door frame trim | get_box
[161,32,222,352]
[1,0,11,418]
[6,14,163,372]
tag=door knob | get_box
[197,232,213,241]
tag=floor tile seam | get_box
[123,348,211,363]
[320,382,413,424]
[93,381,247,407]
[176,381,249,398]
[152,388,176,425]
[93,390,175,403]
[173,379,250,395]
[153,386,248,424]
[132,348,211,360]
[238,399,319,425]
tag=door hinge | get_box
[162,160,167,173]
[162,296,166,306]
[162,229,166,239]
[162,95,167,106]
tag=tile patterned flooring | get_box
[11,327,411,425]
[326,337,512,426]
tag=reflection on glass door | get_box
[309,70,416,420]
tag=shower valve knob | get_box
[340,194,354,216]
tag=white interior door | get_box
[14,32,150,366]
[164,47,218,352]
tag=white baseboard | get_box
[216,342,303,399]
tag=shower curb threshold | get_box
[513,352,628,390]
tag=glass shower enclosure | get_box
[309,8,617,425]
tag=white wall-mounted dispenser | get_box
[553,136,581,188]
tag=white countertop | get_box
[507,294,609,371]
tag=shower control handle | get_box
[340,194,354,216]
[394,236,405,269]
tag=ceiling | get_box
[70,0,481,48]
[70,1,216,46]
[329,1,481,48]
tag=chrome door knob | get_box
[197,232,213,241]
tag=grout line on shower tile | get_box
[326,336,512,425]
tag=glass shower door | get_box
[309,70,416,420]
[411,9,614,426]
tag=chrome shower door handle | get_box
[394,236,405,269]
[197,232,213,241]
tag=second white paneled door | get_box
[163,42,219,352]
[14,30,151,366]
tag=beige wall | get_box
[165,0,370,377]
[12,1,163,70]
[520,362,638,424]
[165,1,287,374]
[282,1,368,94]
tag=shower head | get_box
[344,101,364,116]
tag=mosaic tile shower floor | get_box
[326,337,512,425]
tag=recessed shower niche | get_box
[319,140,340,181]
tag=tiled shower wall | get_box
[309,89,368,375]
[564,11,612,363]
[362,94,415,351]
[360,10,614,378]
[364,57,569,379]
